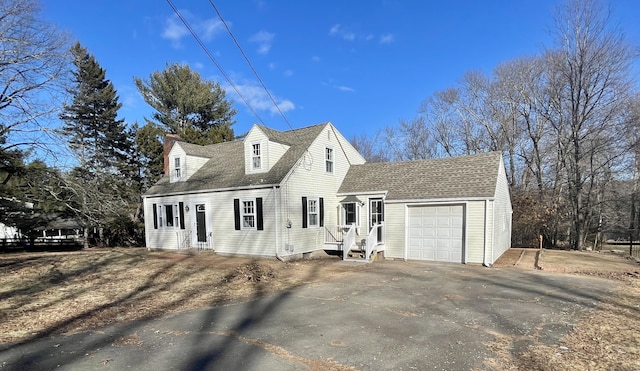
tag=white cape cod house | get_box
[142,122,512,265]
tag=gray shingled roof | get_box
[179,142,216,158]
[338,152,502,200]
[144,123,328,196]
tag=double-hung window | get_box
[152,203,184,230]
[308,199,319,227]
[252,143,261,170]
[233,198,264,231]
[302,197,324,228]
[242,199,256,229]
[344,203,359,226]
[174,157,182,179]
[325,147,334,174]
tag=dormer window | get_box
[252,143,262,170]
[174,157,182,179]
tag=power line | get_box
[208,0,295,131]
[165,0,267,127]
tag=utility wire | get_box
[208,0,295,131]
[165,0,266,127]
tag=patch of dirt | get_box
[0,248,363,344]
[484,248,640,370]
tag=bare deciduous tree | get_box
[542,0,635,249]
[0,0,70,158]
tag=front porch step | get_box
[344,248,378,262]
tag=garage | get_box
[408,205,464,262]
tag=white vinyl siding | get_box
[382,203,405,259]
[278,124,364,256]
[244,125,291,174]
[169,143,210,181]
[491,157,513,264]
[144,188,276,256]
[465,200,489,264]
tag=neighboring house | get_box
[142,122,512,265]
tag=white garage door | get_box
[408,205,464,262]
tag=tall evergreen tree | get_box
[59,42,141,246]
[60,42,133,174]
[134,63,236,181]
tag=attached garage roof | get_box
[338,152,501,200]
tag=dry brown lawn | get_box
[0,248,361,345]
[1,247,639,370]
[488,248,640,370]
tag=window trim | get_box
[152,202,185,230]
[234,198,264,231]
[343,202,360,226]
[251,142,262,171]
[302,197,324,229]
[241,198,257,230]
[308,198,319,227]
[174,157,182,179]
[325,147,334,174]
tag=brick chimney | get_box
[163,133,182,175]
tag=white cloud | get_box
[380,33,394,44]
[249,30,275,55]
[329,24,355,41]
[162,16,189,47]
[336,85,355,92]
[200,18,225,41]
[225,82,295,115]
[161,11,224,48]
[329,24,395,45]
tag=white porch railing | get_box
[365,222,384,261]
[177,230,192,249]
[324,224,354,244]
[176,230,213,250]
[342,224,357,261]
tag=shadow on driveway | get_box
[0,260,621,370]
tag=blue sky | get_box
[41,0,640,141]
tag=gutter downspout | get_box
[483,199,490,267]
[274,185,285,262]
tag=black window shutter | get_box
[152,203,158,229]
[179,202,185,229]
[319,197,324,227]
[302,197,308,228]
[234,199,241,230]
[256,198,263,230]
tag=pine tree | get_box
[60,42,133,174]
[59,42,141,246]
[134,63,236,181]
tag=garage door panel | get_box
[408,205,464,263]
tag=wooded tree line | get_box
[0,0,235,246]
[352,0,639,249]
[0,0,636,249]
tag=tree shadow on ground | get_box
[0,249,332,370]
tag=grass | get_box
[1,247,639,370]
[487,248,640,370]
[0,248,359,345]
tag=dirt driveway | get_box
[1,250,636,370]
